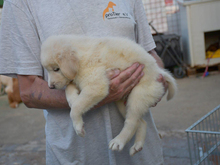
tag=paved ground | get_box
[151,73,220,164]
[0,73,220,165]
[0,97,46,165]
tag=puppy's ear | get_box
[55,48,79,80]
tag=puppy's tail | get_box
[162,70,177,101]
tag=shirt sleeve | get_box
[0,0,43,77]
[134,0,156,52]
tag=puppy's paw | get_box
[74,123,85,137]
[129,141,143,156]
[10,102,18,108]
[109,137,125,151]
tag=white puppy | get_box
[41,35,177,156]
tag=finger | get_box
[117,63,140,83]
[114,68,144,101]
[157,74,163,82]
[120,74,144,102]
[162,78,168,92]
[157,74,168,92]
[151,75,168,107]
[122,64,144,92]
[110,63,140,91]
[107,69,120,80]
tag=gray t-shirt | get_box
[0,0,164,164]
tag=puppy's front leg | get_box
[70,84,109,137]
[65,83,80,108]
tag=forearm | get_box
[148,49,169,106]
[18,75,70,110]
[148,49,164,68]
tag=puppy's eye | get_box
[53,68,60,72]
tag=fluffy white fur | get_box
[41,35,177,156]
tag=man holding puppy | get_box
[0,0,167,164]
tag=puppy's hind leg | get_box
[110,101,139,151]
[109,107,141,151]
[129,118,147,156]
[109,85,151,152]
[115,100,126,118]
[109,97,145,152]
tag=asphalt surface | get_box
[0,97,46,165]
[151,73,220,164]
[0,73,220,165]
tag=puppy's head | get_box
[41,36,79,89]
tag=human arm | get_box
[18,63,144,110]
[133,0,168,103]
[148,49,168,106]
[17,75,70,110]
[148,49,164,68]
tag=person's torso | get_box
[16,0,137,42]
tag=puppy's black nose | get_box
[49,85,55,89]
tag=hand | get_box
[105,63,145,103]
[151,74,168,107]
